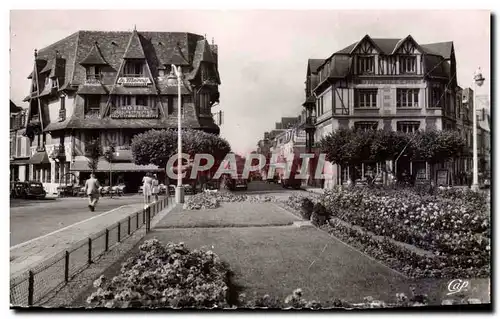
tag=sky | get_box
[9,10,491,154]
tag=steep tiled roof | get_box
[35,32,79,90]
[420,42,453,59]
[123,30,146,59]
[308,59,325,74]
[371,38,401,54]
[80,42,108,65]
[10,100,22,113]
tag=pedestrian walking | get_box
[142,172,153,207]
[85,173,100,212]
[152,174,159,202]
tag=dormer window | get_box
[400,56,416,74]
[158,69,165,77]
[85,66,102,84]
[124,62,144,77]
[358,56,374,74]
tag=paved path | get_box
[10,195,144,246]
[10,201,147,277]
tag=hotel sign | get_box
[354,79,422,85]
[117,77,152,87]
[110,105,158,119]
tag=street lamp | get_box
[471,67,485,191]
[170,64,185,203]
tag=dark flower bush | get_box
[311,203,329,227]
[86,239,231,308]
[300,198,315,220]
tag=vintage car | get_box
[203,181,219,193]
[10,181,46,199]
[281,171,302,190]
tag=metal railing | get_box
[10,197,170,307]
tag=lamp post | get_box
[171,64,185,203]
[471,67,485,191]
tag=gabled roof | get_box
[10,100,22,113]
[123,29,146,59]
[80,42,108,65]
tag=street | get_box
[9,181,303,247]
[10,195,145,247]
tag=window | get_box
[55,162,60,183]
[397,121,420,133]
[45,166,51,183]
[60,96,66,110]
[198,93,210,114]
[85,96,101,111]
[136,96,148,106]
[51,78,58,88]
[397,89,419,107]
[358,56,374,74]
[167,96,174,115]
[86,66,101,75]
[431,87,444,108]
[124,62,144,77]
[158,69,165,77]
[354,121,378,131]
[400,56,416,74]
[355,89,378,108]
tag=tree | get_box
[85,138,103,174]
[103,142,117,187]
[131,129,231,184]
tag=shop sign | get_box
[117,77,151,87]
[354,79,422,85]
[110,105,158,119]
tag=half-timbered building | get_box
[301,34,472,187]
[23,29,221,194]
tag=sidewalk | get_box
[10,202,144,277]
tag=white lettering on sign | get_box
[117,77,152,87]
[355,79,423,85]
[110,105,158,119]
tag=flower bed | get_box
[184,192,277,210]
[319,187,490,266]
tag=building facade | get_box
[23,29,221,194]
[302,34,471,187]
[10,101,30,182]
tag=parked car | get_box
[10,181,46,199]
[203,181,219,193]
[267,174,280,184]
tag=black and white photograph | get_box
[6,4,493,312]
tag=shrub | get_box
[86,239,231,308]
[311,203,329,227]
[299,198,314,220]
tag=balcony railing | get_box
[84,74,103,85]
[50,144,66,159]
[84,109,100,119]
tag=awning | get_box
[10,158,30,165]
[70,159,162,172]
[28,151,50,164]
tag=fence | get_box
[10,196,170,307]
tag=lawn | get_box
[155,202,299,228]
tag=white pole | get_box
[174,65,185,203]
[472,74,479,191]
